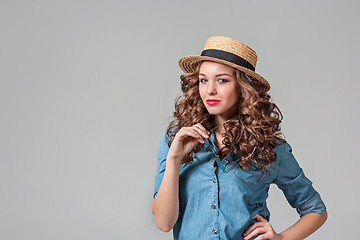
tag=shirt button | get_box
[212,229,217,234]
[213,178,216,183]
[224,159,229,164]
[211,204,216,209]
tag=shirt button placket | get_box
[211,173,219,239]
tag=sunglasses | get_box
[203,136,231,173]
[202,119,241,173]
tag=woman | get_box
[152,36,327,240]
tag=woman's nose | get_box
[207,81,217,95]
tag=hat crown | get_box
[202,36,258,69]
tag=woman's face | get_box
[198,61,240,120]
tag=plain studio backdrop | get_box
[0,0,359,239]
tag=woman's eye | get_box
[200,78,207,83]
[218,78,229,83]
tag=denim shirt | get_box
[153,131,326,240]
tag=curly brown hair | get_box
[166,62,286,174]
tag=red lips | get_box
[206,99,220,105]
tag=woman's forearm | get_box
[152,156,180,232]
[279,211,328,240]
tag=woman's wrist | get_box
[166,153,182,167]
[167,151,183,164]
[277,233,285,240]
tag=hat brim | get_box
[178,56,270,92]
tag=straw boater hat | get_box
[178,36,270,91]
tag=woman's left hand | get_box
[243,214,283,240]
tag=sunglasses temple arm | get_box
[203,138,227,173]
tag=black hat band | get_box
[201,49,255,71]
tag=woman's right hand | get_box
[167,123,209,164]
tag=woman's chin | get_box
[206,109,222,116]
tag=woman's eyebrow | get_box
[199,73,233,77]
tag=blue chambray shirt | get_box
[153,131,326,240]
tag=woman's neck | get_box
[213,106,238,133]
[214,116,230,134]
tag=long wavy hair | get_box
[166,62,286,173]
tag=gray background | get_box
[1,0,359,239]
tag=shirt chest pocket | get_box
[233,166,275,185]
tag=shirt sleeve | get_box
[153,131,170,199]
[273,142,327,217]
